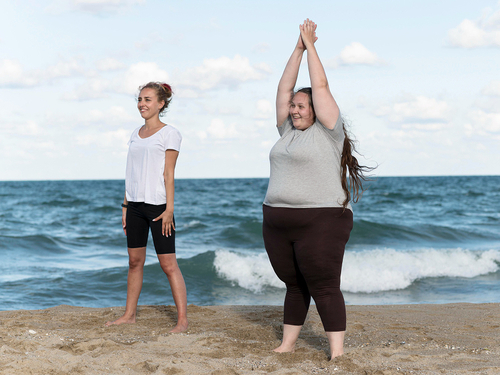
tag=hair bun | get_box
[162,83,173,94]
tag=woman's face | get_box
[137,88,165,120]
[289,92,315,130]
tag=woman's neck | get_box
[144,117,164,130]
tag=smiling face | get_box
[289,92,315,130]
[137,88,165,120]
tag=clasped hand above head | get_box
[298,18,318,49]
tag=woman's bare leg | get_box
[158,253,188,333]
[105,247,146,326]
[274,324,303,352]
[326,330,345,359]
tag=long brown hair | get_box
[340,124,374,209]
[295,87,374,209]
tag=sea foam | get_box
[214,248,500,294]
[214,249,284,292]
[342,248,500,293]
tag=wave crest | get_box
[213,248,500,294]
[344,248,500,293]
[213,250,283,292]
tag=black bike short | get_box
[126,202,175,254]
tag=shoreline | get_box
[1,303,499,374]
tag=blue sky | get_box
[1,0,500,180]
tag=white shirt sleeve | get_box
[163,126,182,151]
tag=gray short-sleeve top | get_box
[263,113,352,211]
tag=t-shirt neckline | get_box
[137,124,167,140]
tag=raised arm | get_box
[276,31,315,126]
[300,19,340,130]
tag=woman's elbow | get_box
[164,171,174,181]
[315,80,329,90]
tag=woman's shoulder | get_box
[128,126,142,140]
[315,113,343,132]
[277,116,294,136]
[314,114,344,144]
[160,124,182,137]
[131,126,142,134]
[159,124,182,150]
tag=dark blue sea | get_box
[1,176,499,311]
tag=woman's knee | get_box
[128,248,146,268]
[129,258,145,269]
[158,255,179,275]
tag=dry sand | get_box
[0,303,499,374]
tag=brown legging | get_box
[262,205,353,332]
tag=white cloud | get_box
[73,0,144,14]
[260,140,273,148]
[45,0,144,15]
[204,118,240,139]
[51,56,270,100]
[76,128,130,147]
[326,42,385,68]
[20,121,42,135]
[82,106,136,124]
[252,43,270,54]
[254,120,270,128]
[465,109,500,137]
[179,55,272,90]
[64,62,169,99]
[448,6,500,48]
[375,95,451,130]
[62,78,110,101]
[201,103,241,115]
[0,120,42,135]
[175,88,200,99]
[482,80,500,96]
[0,138,58,160]
[253,99,273,119]
[134,32,166,51]
[42,59,85,80]
[475,96,500,113]
[96,57,126,71]
[0,58,85,88]
[339,42,385,65]
[0,60,38,87]
[35,107,136,132]
[118,62,169,94]
[196,130,208,140]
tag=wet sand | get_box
[1,303,499,374]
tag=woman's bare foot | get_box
[273,324,301,352]
[330,350,344,360]
[168,318,188,333]
[105,315,136,327]
[273,343,295,353]
[326,331,345,360]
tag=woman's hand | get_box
[299,18,318,49]
[153,209,175,237]
[296,34,306,51]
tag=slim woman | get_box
[106,82,188,333]
[263,19,370,358]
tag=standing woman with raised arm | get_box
[263,19,370,359]
[106,82,188,333]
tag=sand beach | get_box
[1,303,499,374]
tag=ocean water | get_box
[0,176,499,311]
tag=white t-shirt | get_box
[125,125,182,205]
